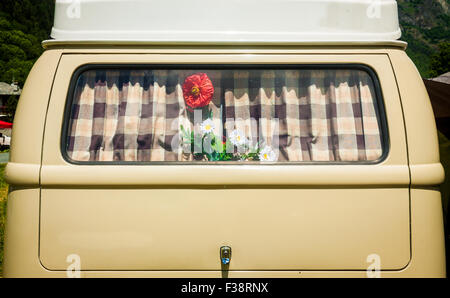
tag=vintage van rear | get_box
[3,0,446,277]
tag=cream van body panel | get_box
[39,188,410,270]
[3,189,42,276]
[388,50,445,186]
[5,50,62,186]
[38,52,410,271]
[3,47,445,277]
[3,188,444,277]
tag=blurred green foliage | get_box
[0,0,54,121]
[430,42,450,77]
[398,0,450,77]
[0,0,54,86]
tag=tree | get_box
[429,42,450,78]
[0,0,54,120]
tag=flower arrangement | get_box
[180,73,277,162]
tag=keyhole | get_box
[220,246,232,265]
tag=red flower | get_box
[182,73,214,111]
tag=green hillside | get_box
[398,0,450,77]
[0,0,54,86]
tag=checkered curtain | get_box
[67,69,382,162]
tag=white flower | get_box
[258,146,277,162]
[200,119,215,134]
[229,129,247,147]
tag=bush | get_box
[430,42,450,77]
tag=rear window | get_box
[64,66,386,163]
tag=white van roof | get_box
[46,0,404,47]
